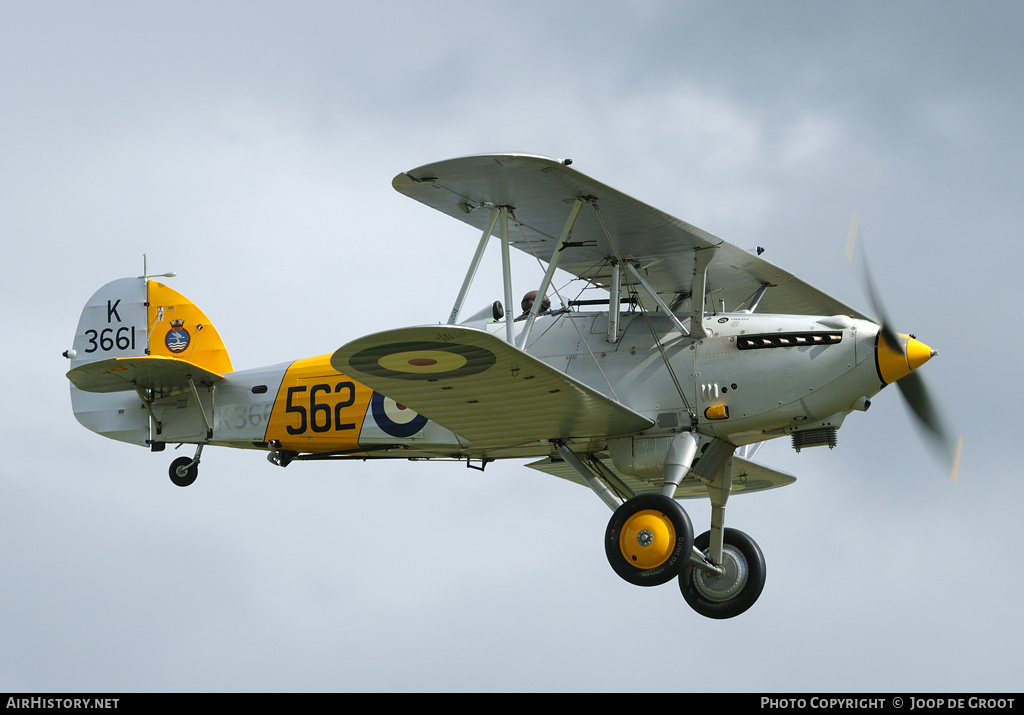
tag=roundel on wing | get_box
[349,341,496,380]
[370,392,428,438]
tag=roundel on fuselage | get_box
[370,391,428,438]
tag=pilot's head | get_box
[521,290,551,314]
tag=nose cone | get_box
[876,332,937,384]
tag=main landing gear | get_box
[560,435,767,620]
[605,496,766,619]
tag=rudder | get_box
[146,280,232,373]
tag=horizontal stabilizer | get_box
[331,326,654,448]
[526,454,796,499]
[67,355,225,395]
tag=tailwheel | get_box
[605,494,693,587]
[680,528,766,619]
[169,456,198,488]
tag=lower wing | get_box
[331,325,654,450]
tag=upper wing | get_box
[331,325,654,449]
[67,355,224,394]
[393,154,867,319]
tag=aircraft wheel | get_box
[679,528,765,619]
[169,456,198,488]
[605,494,693,587]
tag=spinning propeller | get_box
[845,212,963,480]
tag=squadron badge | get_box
[165,319,190,353]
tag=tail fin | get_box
[67,277,232,374]
[66,277,232,445]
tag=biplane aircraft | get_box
[64,154,959,619]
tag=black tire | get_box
[679,528,765,619]
[168,456,198,488]
[605,494,693,587]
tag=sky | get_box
[2,0,1023,693]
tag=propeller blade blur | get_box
[846,211,960,480]
[846,212,902,352]
[896,372,962,480]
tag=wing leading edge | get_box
[331,325,654,450]
[393,154,867,320]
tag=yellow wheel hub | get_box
[619,509,676,570]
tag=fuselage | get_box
[522,309,886,446]
[81,309,887,461]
